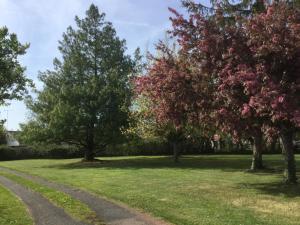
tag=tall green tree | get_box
[0,27,32,105]
[25,4,135,160]
[0,26,32,145]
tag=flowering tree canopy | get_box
[136,43,199,129]
[170,1,300,180]
[135,42,216,161]
[245,4,300,132]
[173,2,300,135]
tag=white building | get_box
[6,131,20,147]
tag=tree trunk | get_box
[280,130,297,184]
[250,132,264,171]
[173,142,180,163]
[238,141,244,152]
[84,146,94,161]
[84,124,95,161]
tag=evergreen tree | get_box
[25,4,135,160]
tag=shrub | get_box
[0,144,83,161]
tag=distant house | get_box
[6,131,20,147]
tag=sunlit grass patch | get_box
[0,183,33,225]
[1,155,300,225]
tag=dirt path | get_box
[0,167,172,225]
[0,175,86,225]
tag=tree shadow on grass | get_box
[237,179,300,198]
[41,155,290,173]
[39,155,300,197]
[42,156,249,171]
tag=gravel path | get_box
[0,167,172,225]
[0,175,86,225]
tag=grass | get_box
[0,171,103,225]
[0,183,33,225]
[0,155,300,225]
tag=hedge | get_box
[0,145,83,161]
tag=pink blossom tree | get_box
[244,3,300,183]
[135,43,213,162]
[169,5,266,171]
[170,1,300,182]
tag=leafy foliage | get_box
[0,27,32,105]
[23,4,136,160]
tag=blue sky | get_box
[0,0,204,130]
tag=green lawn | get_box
[0,155,299,225]
[0,184,33,225]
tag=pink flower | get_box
[244,80,257,94]
[228,47,234,55]
[272,35,280,43]
[251,24,258,30]
[267,6,274,16]
[249,97,256,107]
[278,96,284,103]
[271,101,278,109]
[219,108,227,115]
[241,104,251,117]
